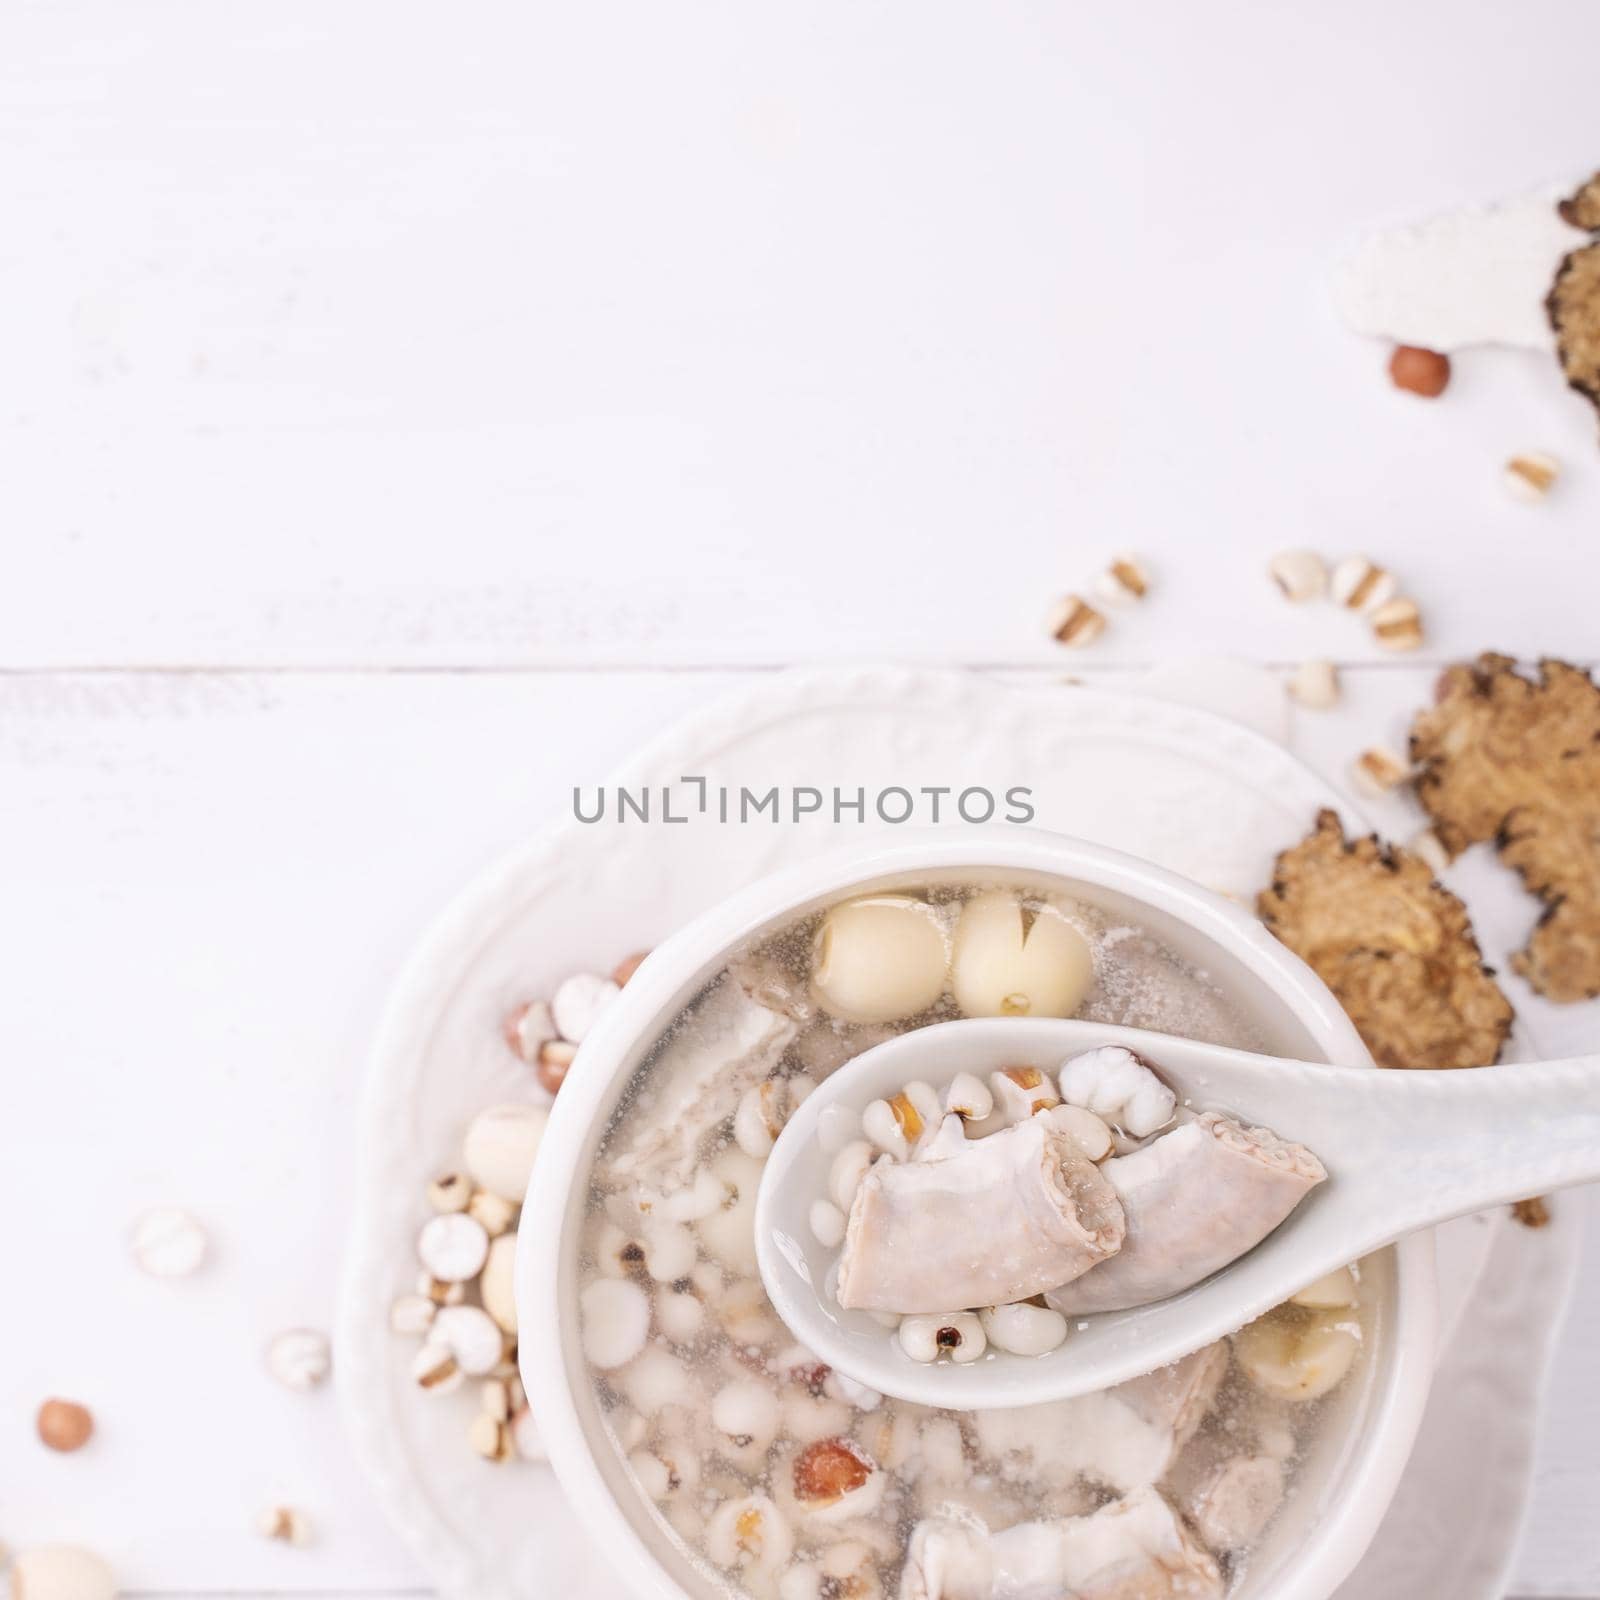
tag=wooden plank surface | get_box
[1,1,1599,670]
[3,1,1599,1593]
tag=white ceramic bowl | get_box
[520,828,1439,1600]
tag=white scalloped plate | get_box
[335,663,1581,1600]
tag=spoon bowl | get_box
[755,1016,1600,1408]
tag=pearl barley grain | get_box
[1352,746,1410,798]
[641,1220,697,1284]
[417,1270,466,1307]
[944,1071,993,1121]
[551,972,621,1043]
[432,1305,506,1376]
[898,1311,986,1364]
[656,1288,705,1343]
[412,1341,464,1395]
[1267,550,1327,603]
[1287,660,1340,710]
[580,1278,651,1369]
[1047,594,1106,648]
[416,1212,490,1283]
[828,1140,875,1213]
[390,1293,436,1335]
[512,1405,547,1461]
[1504,453,1559,503]
[628,1449,673,1498]
[426,1172,473,1213]
[503,999,557,1063]
[257,1507,313,1546]
[1370,597,1424,651]
[468,1412,513,1462]
[809,1199,847,1249]
[537,1038,578,1097]
[129,1207,207,1278]
[1094,553,1150,606]
[265,1329,331,1391]
[711,1378,780,1448]
[1330,556,1397,614]
[980,1301,1070,1356]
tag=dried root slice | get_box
[1548,241,1600,430]
[1411,655,1600,1001]
[1258,809,1513,1067]
[1558,171,1600,232]
[1550,172,1600,431]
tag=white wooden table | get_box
[3,3,1598,1595]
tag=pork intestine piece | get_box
[604,975,798,1191]
[1046,1113,1325,1316]
[1168,1448,1287,1554]
[834,1117,1124,1315]
[902,1506,994,1600]
[901,1488,1223,1600]
[972,1343,1226,1497]
[1112,1340,1231,1447]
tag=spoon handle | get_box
[1288,1054,1600,1245]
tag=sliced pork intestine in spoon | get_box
[1045,1113,1325,1316]
[901,1487,1223,1600]
[834,1117,1125,1315]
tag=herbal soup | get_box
[577,886,1371,1600]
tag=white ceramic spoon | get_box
[754,1016,1600,1410]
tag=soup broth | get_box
[576,883,1372,1600]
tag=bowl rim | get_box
[519,826,1439,1600]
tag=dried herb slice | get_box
[1412,654,1600,1002]
[1258,809,1513,1069]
